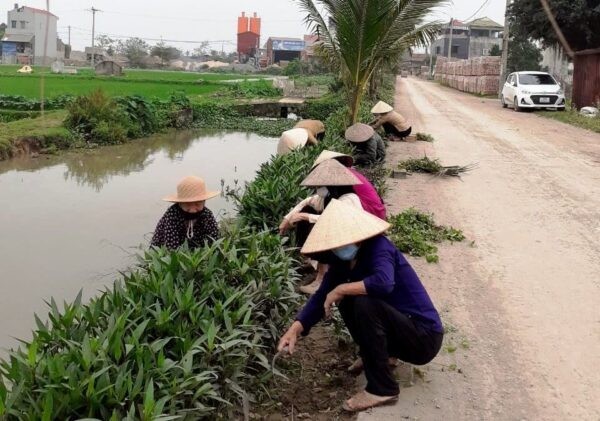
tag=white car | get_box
[501,71,566,111]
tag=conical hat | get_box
[311,150,354,169]
[371,101,394,114]
[345,123,374,143]
[301,199,391,254]
[301,159,362,187]
[277,128,309,155]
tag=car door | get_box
[503,74,514,102]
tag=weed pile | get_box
[415,132,435,142]
[399,156,477,177]
[388,208,465,263]
[0,226,300,419]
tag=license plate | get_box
[539,97,551,103]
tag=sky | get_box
[5,0,508,53]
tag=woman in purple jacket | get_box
[277,200,443,412]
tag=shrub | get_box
[115,95,160,136]
[91,120,128,145]
[303,94,346,121]
[0,226,300,419]
[225,80,282,98]
[387,208,465,263]
[64,90,127,143]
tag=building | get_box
[1,3,58,65]
[237,12,261,63]
[432,17,503,60]
[400,52,428,74]
[265,37,305,66]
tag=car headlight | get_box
[557,89,564,95]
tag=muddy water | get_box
[0,130,276,352]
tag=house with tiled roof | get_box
[1,3,59,65]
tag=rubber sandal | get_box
[342,390,399,412]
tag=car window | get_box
[518,74,557,85]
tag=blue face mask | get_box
[332,244,359,261]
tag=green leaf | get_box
[41,392,53,421]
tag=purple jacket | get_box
[297,235,443,334]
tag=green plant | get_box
[225,80,282,98]
[398,156,476,177]
[0,225,300,419]
[415,132,435,142]
[388,208,465,263]
[296,0,443,123]
[115,95,160,136]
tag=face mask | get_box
[316,187,329,198]
[332,244,359,261]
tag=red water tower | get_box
[237,12,261,62]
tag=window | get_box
[436,46,441,55]
[518,73,557,85]
[451,46,458,55]
[11,20,17,28]
[20,20,26,29]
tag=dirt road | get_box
[359,78,600,420]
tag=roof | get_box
[22,6,58,18]
[268,37,303,42]
[513,71,551,75]
[2,34,34,43]
[468,17,503,29]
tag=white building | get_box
[1,3,58,65]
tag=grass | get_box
[537,108,600,133]
[0,111,70,159]
[0,65,268,99]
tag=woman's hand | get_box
[288,213,309,225]
[277,321,304,354]
[324,286,345,319]
[279,218,291,235]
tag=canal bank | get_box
[0,129,277,352]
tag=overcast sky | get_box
[7,0,508,53]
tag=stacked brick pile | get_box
[420,66,430,79]
[434,56,501,95]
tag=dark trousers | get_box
[339,296,443,396]
[383,123,412,139]
[295,206,319,248]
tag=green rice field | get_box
[0,65,264,99]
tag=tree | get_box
[489,44,501,56]
[507,33,543,73]
[151,41,181,65]
[96,35,116,56]
[296,0,443,123]
[192,41,210,57]
[509,0,600,51]
[117,37,149,68]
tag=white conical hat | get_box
[371,101,394,114]
[301,199,390,254]
[277,128,309,155]
[301,159,361,187]
[311,150,354,169]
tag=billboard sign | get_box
[272,39,305,51]
[2,42,17,56]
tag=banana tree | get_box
[296,0,445,123]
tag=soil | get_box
[358,77,600,420]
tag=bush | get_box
[225,80,282,98]
[64,90,127,144]
[91,120,128,145]
[0,226,300,419]
[0,94,74,111]
[115,95,160,136]
[303,94,346,121]
[387,208,465,263]
[0,110,40,123]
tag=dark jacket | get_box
[151,205,219,250]
[353,133,386,167]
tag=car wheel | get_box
[513,97,521,112]
[557,107,566,112]
[501,96,507,108]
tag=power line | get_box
[462,0,492,23]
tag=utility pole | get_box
[88,6,101,68]
[447,18,454,59]
[499,0,511,95]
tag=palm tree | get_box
[296,0,445,123]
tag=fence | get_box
[434,56,501,95]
